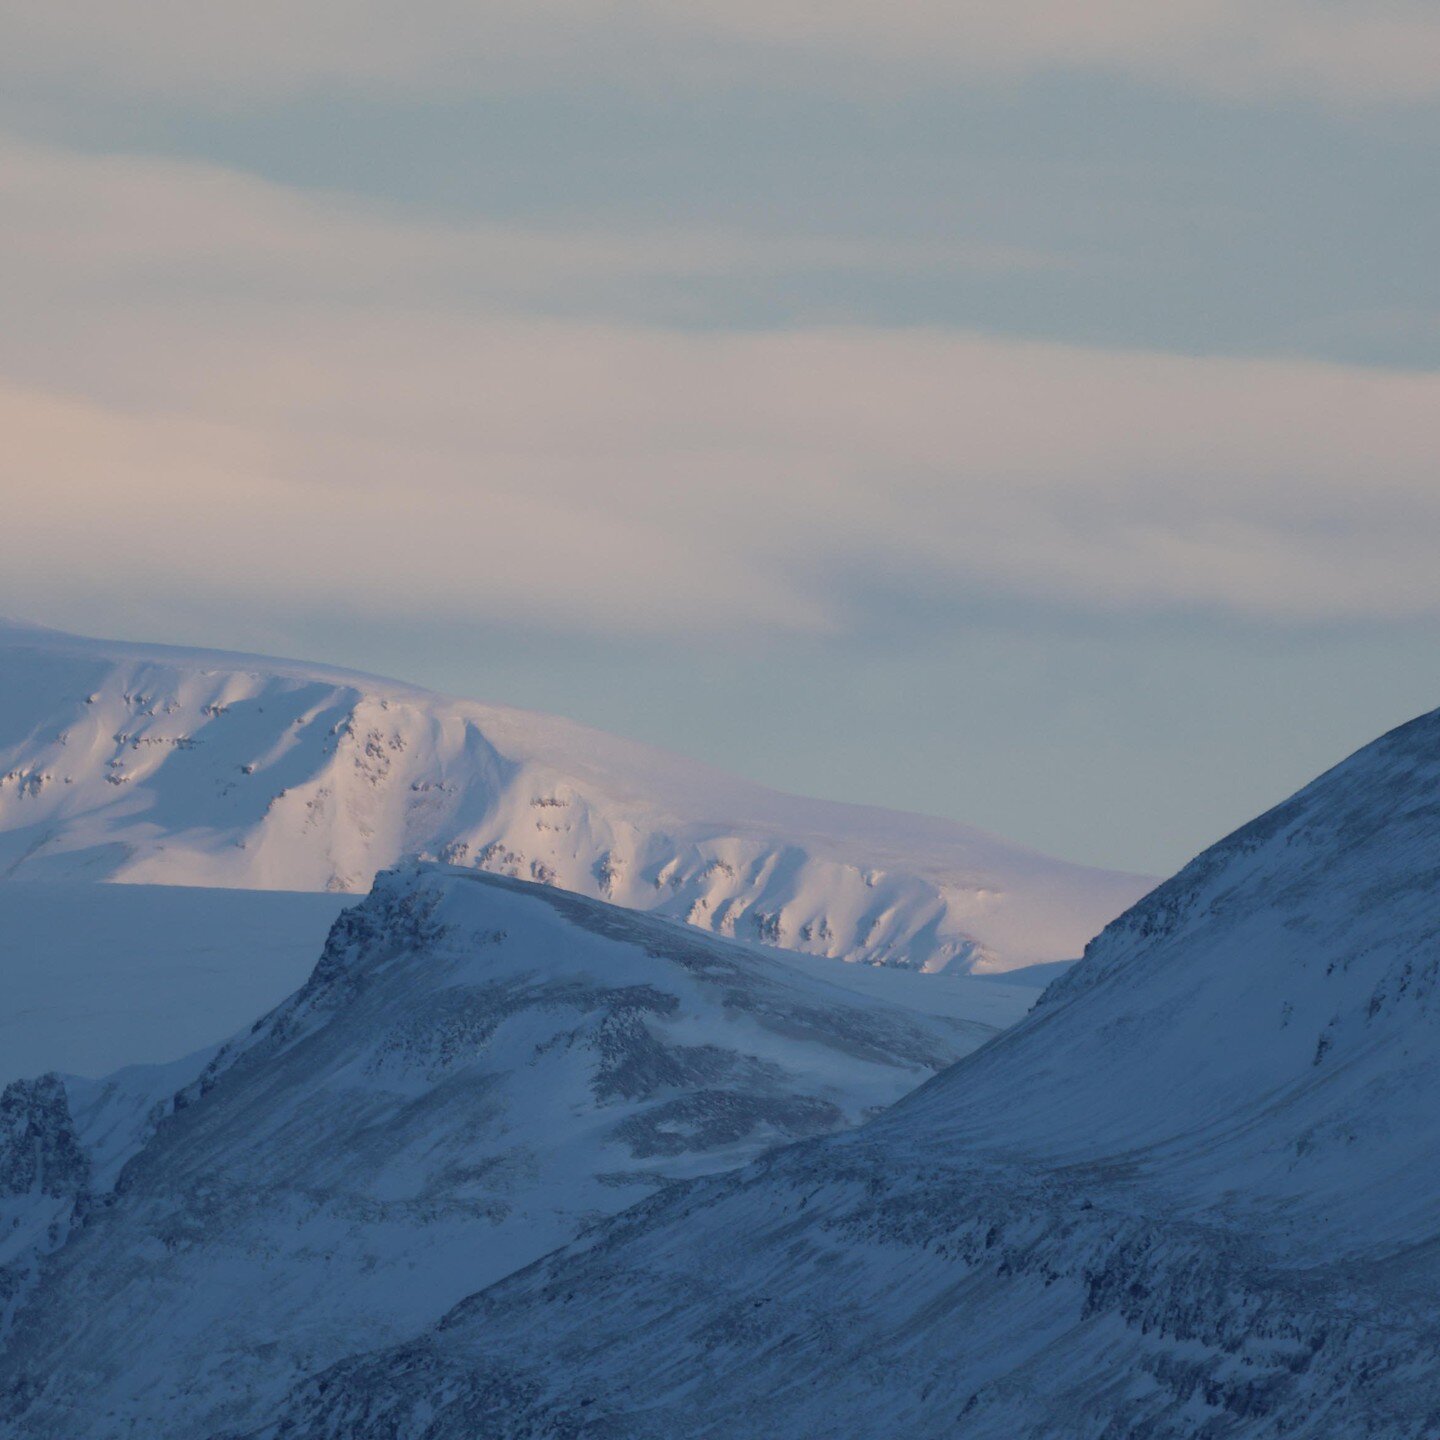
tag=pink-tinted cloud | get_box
[2,140,1438,640]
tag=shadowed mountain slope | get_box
[0,866,1008,1439]
[247,706,1440,1440]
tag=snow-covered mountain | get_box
[1,1050,207,1346]
[0,619,1148,974]
[0,865,1015,1439]
[247,704,1440,1439]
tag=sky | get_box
[1,2,1438,875]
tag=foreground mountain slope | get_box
[0,619,1148,973]
[252,706,1440,1439]
[0,866,1006,1440]
[1,1050,211,1346]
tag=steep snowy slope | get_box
[1,1051,211,1345]
[0,619,1148,973]
[251,705,1440,1440]
[0,865,1004,1440]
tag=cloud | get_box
[6,1,1440,106]
[6,325,1437,639]
[0,139,1057,320]
[1,137,1438,642]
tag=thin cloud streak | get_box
[0,139,1062,313]
[7,1,1440,106]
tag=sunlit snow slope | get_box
[0,619,1148,973]
[0,865,1004,1439]
[254,705,1440,1440]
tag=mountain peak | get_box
[0,861,1001,1439]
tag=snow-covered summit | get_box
[251,703,1440,1439]
[0,620,1149,972]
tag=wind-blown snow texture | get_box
[0,619,1147,974]
[0,866,1004,1439]
[246,706,1440,1439]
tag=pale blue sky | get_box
[2,3,1438,873]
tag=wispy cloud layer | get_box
[0,140,1060,313]
[8,1,1440,105]
[3,5,1434,876]
[2,140,1437,641]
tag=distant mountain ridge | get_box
[0,620,1149,973]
